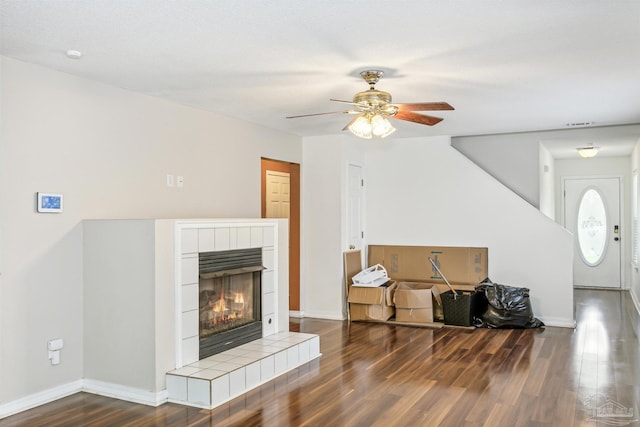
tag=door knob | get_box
[349,245,355,250]
[614,237,620,241]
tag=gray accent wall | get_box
[452,132,540,207]
[83,220,158,391]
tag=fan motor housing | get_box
[353,89,392,106]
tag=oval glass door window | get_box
[577,188,608,266]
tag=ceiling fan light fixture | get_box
[370,114,396,138]
[348,115,373,139]
[348,114,396,139]
[577,145,599,158]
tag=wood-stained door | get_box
[261,158,301,312]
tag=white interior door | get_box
[347,164,363,251]
[564,177,621,288]
[266,171,290,219]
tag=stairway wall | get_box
[364,136,574,326]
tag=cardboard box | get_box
[348,281,396,321]
[368,245,488,290]
[393,282,441,323]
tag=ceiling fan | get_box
[286,70,454,139]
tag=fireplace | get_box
[199,248,263,359]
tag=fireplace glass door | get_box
[198,248,263,358]
[200,272,259,338]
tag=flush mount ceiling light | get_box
[286,70,453,139]
[577,144,599,158]
[66,50,83,59]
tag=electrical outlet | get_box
[177,176,184,188]
[48,338,63,365]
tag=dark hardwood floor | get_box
[2,289,640,426]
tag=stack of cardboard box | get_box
[347,281,397,321]
[347,245,488,325]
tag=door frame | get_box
[561,175,626,289]
[261,157,301,312]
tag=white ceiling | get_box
[1,1,640,156]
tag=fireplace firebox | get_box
[199,248,263,359]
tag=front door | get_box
[564,177,621,288]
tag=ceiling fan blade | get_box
[286,111,347,119]
[396,102,454,112]
[330,99,356,105]
[330,99,370,111]
[392,111,443,126]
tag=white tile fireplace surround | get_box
[168,220,321,409]
[82,218,320,411]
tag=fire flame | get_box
[234,292,245,304]
[212,291,226,314]
[208,290,246,326]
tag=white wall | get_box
[539,143,555,220]
[365,136,574,326]
[301,134,364,320]
[554,157,631,288]
[0,53,4,406]
[0,56,301,407]
[630,140,640,306]
[301,136,342,319]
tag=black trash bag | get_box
[474,278,544,329]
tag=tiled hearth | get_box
[166,332,320,409]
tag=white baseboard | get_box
[301,312,345,321]
[83,379,167,407]
[0,379,82,419]
[539,318,577,328]
[0,379,168,420]
[290,310,346,321]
